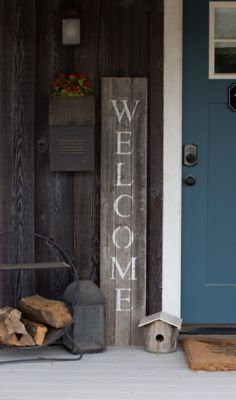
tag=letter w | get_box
[110,100,140,123]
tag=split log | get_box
[0,307,26,335]
[0,321,18,346]
[17,330,35,347]
[0,308,38,347]
[23,319,48,346]
[20,295,72,328]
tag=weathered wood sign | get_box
[100,77,147,345]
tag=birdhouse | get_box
[139,311,182,354]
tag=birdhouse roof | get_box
[138,311,182,329]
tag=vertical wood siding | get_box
[0,0,163,313]
[34,0,74,300]
[148,0,164,314]
[0,0,36,307]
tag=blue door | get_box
[182,0,236,323]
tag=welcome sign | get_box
[101,78,147,346]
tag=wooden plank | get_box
[35,0,74,300]
[0,262,70,271]
[148,0,164,314]
[0,0,8,305]
[74,0,101,282]
[0,0,6,236]
[10,0,36,294]
[0,0,36,307]
[101,77,147,345]
[98,0,149,77]
[114,78,132,346]
[100,78,116,345]
[131,77,147,345]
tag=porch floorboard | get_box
[0,344,236,400]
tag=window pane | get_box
[215,42,236,73]
[215,8,236,39]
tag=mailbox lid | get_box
[49,95,95,126]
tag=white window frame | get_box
[209,1,236,79]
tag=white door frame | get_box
[162,0,183,317]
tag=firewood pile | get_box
[0,295,72,347]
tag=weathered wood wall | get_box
[0,0,163,313]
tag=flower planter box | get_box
[49,95,95,172]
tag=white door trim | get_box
[162,0,183,317]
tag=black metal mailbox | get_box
[49,95,95,172]
[50,126,94,171]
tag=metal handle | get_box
[184,175,196,186]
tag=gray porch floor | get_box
[0,344,236,400]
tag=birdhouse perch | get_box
[139,311,182,353]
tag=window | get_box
[209,2,236,79]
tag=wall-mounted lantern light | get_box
[62,18,80,45]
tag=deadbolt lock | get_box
[183,144,198,167]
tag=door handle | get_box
[184,175,196,186]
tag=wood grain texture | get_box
[100,78,116,345]
[74,0,101,283]
[131,78,147,345]
[35,0,74,300]
[0,0,36,307]
[49,96,95,126]
[0,0,6,237]
[113,78,133,346]
[20,294,72,328]
[101,78,147,345]
[0,0,8,305]
[99,0,149,77]
[0,0,164,317]
[10,0,36,300]
[147,0,164,314]
[143,322,178,353]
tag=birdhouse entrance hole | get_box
[156,334,164,343]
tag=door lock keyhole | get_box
[183,144,198,166]
[186,153,196,164]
